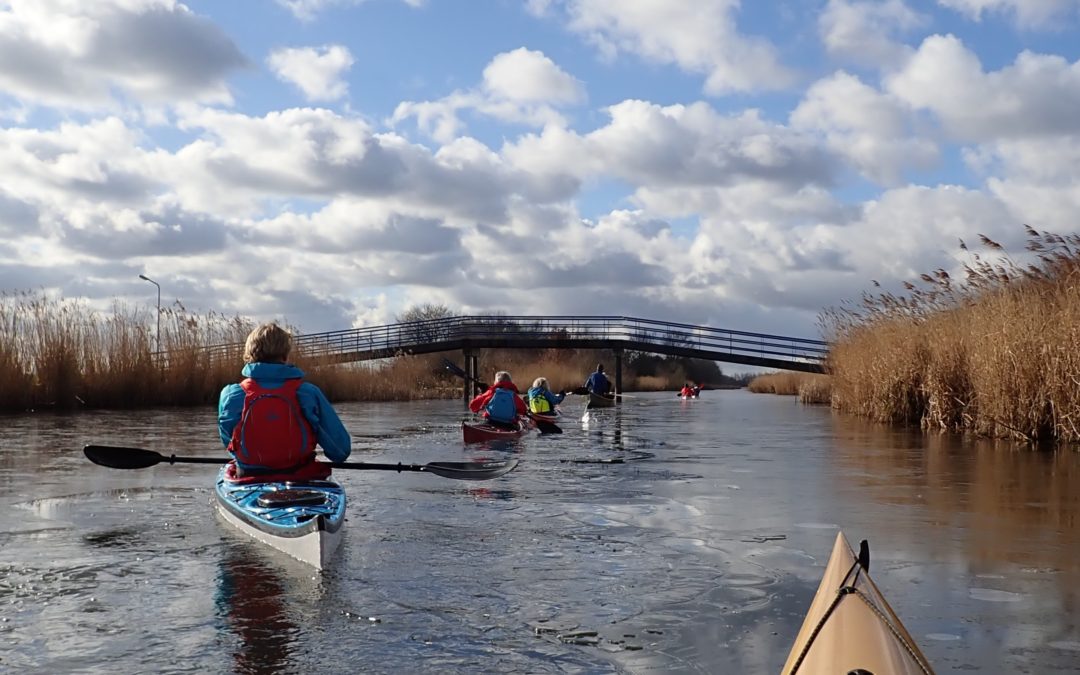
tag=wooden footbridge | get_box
[206,315,827,402]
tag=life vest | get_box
[228,378,317,472]
[529,391,552,414]
[484,387,518,423]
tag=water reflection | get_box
[827,414,1080,670]
[829,413,1080,577]
[4,393,1080,673]
[215,545,299,675]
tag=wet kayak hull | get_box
[587,392,616,408]
[214,466,347,570]
[462,418,530,443]
[783,531,933,674]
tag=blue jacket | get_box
[218,362,351,464]
[585,371,611,394]
[527,386,565,413]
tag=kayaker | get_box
[680,383,695,398]
[218,323,351,481]
[469,371,527,428]
[584,363,612,395]
[692,383,702,396]
[527,377,565,415]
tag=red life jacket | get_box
[227,378,319,475]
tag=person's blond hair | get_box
[494,371,512,383]
[244,323,292,363]
[532,377,548,390]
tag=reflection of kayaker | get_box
[783,532,934,674]
[216,548,295,673]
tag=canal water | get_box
[1,390,1078,673]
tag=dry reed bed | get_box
[823,227,1080,443]
[0,294,700,412]
[747,372,832,404]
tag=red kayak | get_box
[528,411,559,425]
[462,417,532,444]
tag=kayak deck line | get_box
[786,570,933,675]
[783,532,934,675]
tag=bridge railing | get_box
[201,315,828,366]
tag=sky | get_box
[2,0,1079,338]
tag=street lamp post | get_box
[138,274,161,355]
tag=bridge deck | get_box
[202,315,828,374]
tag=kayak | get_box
[214,464,347,570]
[462,417,531,444]
[587,392,616,408]
[528,410,560,425]
[783,531,933,674]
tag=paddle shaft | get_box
[83,445,517,480]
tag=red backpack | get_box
[228,378,316,471]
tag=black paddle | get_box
[442,358,563,434]
[83,445,518,481]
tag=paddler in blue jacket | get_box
[218,323,351,480]
[584,363,612,395]
[527,377,565,414]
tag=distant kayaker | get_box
[218,323,351,481]
[680,383,695,398]
[469,371,528,428]
[692,383,702,397]
[527,377,566,415]
[584,363,612,395]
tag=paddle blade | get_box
[84,445,164,470]
[423,458,519,480]
[534,420,563,434]
[442,358,467,378]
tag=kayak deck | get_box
[587,392,616,408]
[783,532,933,674]
[214,465,347,570]
[462,417,531,444]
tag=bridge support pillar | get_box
[463,349,478,405]
[614,348,623,404]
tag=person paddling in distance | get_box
[527,377,565,416]
[679,382,695,398]
[584,363,612,396]
[469,370,528,429]
[218,323,351,481]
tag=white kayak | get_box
[214,465,347,571]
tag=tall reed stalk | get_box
[822,226,1080,443]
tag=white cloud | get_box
[524,0,555,17]
[792,71,939,185]
[267,45,355,102]
[506,100,834,191]
[0,0,247,108]
[819,0,926,68]
[392,48,585,142]
[887,35,1080,141]
[937,0,1079,27]
[482,48,585,104]
[560,0,794,94]
[276,0,423,22]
